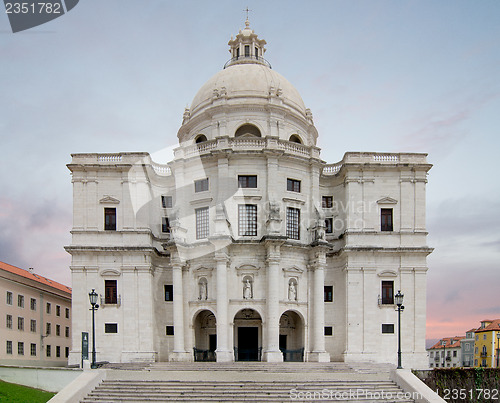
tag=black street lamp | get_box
[395,290,404,369]
[88,289,99,369]
[496,333,500,368]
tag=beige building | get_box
[67,20,431,368]
[0,261,72,366]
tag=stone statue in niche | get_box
[199,280,207,300]
[243,278,252,299]
[288,281,297,301]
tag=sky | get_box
[1,0,499,341]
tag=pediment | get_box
[282,266,304,275]
[378,270,398,278]
[194,266,214,274]
[100,269,121,277]
[99,195,120,204]
[235,264,261,273]
[377,197,398,205]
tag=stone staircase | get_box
[81,362,415,402]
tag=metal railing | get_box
[224,55,272,69]
[280,348,304,362]
[193,348,216,362]
[234,347,262,361]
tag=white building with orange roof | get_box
[0,261,72,367]
[427,336,464,368]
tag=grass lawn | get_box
[0,380,55,403]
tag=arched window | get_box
[289,135,302,144]
[195,134,208,143]
[235,124,261,138]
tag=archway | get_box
[193,310,216,361]
[233,308,262,361]
[235,124,262,138]
[279,311,304,362]
[289,134,302,144]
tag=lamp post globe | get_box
[88,289,99,369]
[395,290,404,369]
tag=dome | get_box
[189,63,307,118]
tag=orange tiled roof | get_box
[0,261,71,295]
[475,319,500,333]
[429,336,465,349]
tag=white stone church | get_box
[66,20,432,368]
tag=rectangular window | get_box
[56,346,61,358]
[238,175,257,188]
[65,326,70,338]
[194,178,209,193]
[453,351,457,357]
[164,285,173,302]
[166,326,174,336]
[382,324,395,334]
[324,326,333,336]
[65,347,69,358]
[105,323,118,333]
[105,208,117,231]
[56,305,60,316]
[105,280,118,304]
[6,341,12,355]
[30,319,36,333]
[6,291,13,305]
[18,342,24,355]
[322,196,333,208]
[56,324,60,336]
[18,295,24,308]
[30,298,36,311]
[162,217,170,233]
[161,195,173,208]
[381,281,394,304]
[31,343,36,356]
[46,345,51,357]
[6,314,12,329]
[244,45,250,57]
[18,317,24,331]
[65,308,70,319]
[381,208,393,231]
[287,178,301,193]
[46,302,51,314]
[286,207,300,240]
[238,204,257,236]
[324,286,333,302]
[46,322,51,335]
[195,207,209,239]
[325,218,333,234]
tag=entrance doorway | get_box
[279,311,304,362]
[233,309,262,361]
[193,310,216,361]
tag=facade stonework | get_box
[67,21,432,368]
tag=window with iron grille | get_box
[287,178,301,193]
[161,195,173,208]
[195,207,209,239]
[30,298,36,311]
[238,204,257,236]
[30,319,36,333]
[162,217,170,233]
[194,178,209,193]
[322,196,333,208]
[6,314,12,329]
[164,285,173,302]
[382,324,394,333]
[104,207,117,231]
[6,341,12,355]
[31,343,37,356]
[381,281,394,304]
[18,342,24,355]
[324,286,333,302]
[105,280,117,304]
[325,218,333,234]
[18,317,24,331]
[286,207,300,240]
[18,295,24,308]
[238,175,257,188]
[381,208,393,231]
[6,291,13,305]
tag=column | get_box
[215,251,232,361]
[263,241,283,362]
[309,248,330,362]
[170,262,190,361]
